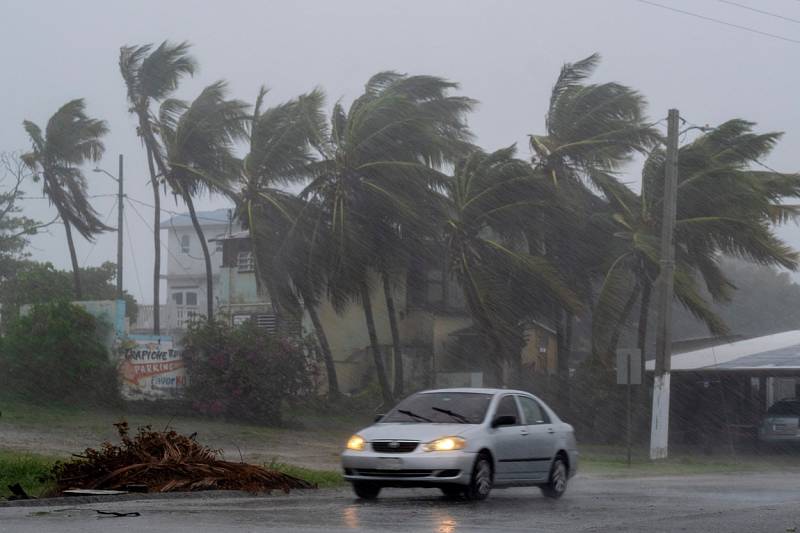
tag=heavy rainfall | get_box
[1,1,800,532]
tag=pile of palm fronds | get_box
[51,422,314,494]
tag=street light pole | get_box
[116,154,124,300]
[93,155,124,301]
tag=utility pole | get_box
[116,154,124,300]
[650,109,679,460]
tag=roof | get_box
[421,388,529,395]
[645,330,800,372]
[209,230,250,242]
[159,208,233,229]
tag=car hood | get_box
[358,423,476,442]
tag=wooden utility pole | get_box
[650,109,679,460]
[116,154,124,300]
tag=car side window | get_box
[495,395,521,425]
[518,396,550,425]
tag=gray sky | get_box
[2,0,800,304]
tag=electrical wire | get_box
[124,197,193,272]
[123,206,146,303]
[715,0,800,25]
[636,0,800,44]
[81,201,117,267]
[125,196,233,224]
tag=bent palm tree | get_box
[303,72,475,404]
[237,87,341,395]
[440,147,582,386]
[593,119,800,364]
[159,81,249,319]
[120,41,197,333]
[22,99,110,298]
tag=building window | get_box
[538,334,549,354]
[237,251,255,272]
[214,236,223,253]
[172,292,183,306]
[181,234,191,254]
[185,292,198,307]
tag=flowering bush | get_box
[182,319,317,425]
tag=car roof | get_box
[419,388,531,396]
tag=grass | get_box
[579,444,800,477]
[0,451,57,499]
[267,461,345,488]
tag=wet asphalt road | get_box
[1,472,798,532]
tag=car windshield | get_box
[766,400,800,416]
[381,392,493,424]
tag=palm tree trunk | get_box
[556,310,573,412]
[300,284,340,398]
[183,194,214,320]
[360,282,392,406]
[381,269,404,397]
[62,217,82,300]
[145,144,161,335]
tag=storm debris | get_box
[51,422,314,494]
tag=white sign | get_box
[118,336,187,400]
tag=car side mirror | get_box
[492,415,517,428]
[374,414,385,423]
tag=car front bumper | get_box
[341,449,477,486]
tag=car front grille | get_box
[371,441,419,453]
[353,469,433,478]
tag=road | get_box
[1,472,798,532]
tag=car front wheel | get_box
[463,454,493,501]
[352,481,381,500]
[540,456,568,499]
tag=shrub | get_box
[0,301,118,404]
[182,319,318,425]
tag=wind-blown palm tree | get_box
[528,53,660,398]
[439,146,582,386]
[21,99,110,299]
[120,41,197,333]
[158,81,249,319]
[593,119,800,364]
[303,72,475,404]
[237,86,342,395]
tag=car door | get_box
[517,395,558,479]
[491,395,534,481]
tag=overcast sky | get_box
[2,0,800,304]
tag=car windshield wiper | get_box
[397,409,433,422]
[432,407,470,423]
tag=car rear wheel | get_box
[352,481,381,500]
[540,456,568,499]
[463,454,493,501]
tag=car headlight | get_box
[424,436,466,452]
[346,434,366,451]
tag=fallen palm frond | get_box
[51,422,315,494]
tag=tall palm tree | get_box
[303,72,475,404]
[21,99,110,299]
[528,53,660,398]
[593,119,800,364]
[237,86,342,396]
[158,81,249,319]
[119,41,197,333]
[439,146,582,386]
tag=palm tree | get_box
[119,41,197,333]
[528,53,660,398]
[593,119,800,364]
[439,146,582,386]
[158,81,249,319]
[303,72,475,404]
[237,86,342,396]
[21,99,110,299]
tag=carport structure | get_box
[645,330,800,449]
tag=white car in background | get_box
[341,388,578,500]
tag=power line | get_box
[81,202,117,267]
[715,0,800,25]
[125,197,193,271]
[123,207,146,304]
[636,0,800,44]
[125,196,233,224]
[683,117,786,174]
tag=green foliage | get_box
[0,260,137,326]
[0,451,57,499]
[0,302,118,404]
[264,460,344,488]
[182,319,318,425]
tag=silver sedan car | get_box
[341,388,578,500]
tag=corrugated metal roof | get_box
[645,330,800,371]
